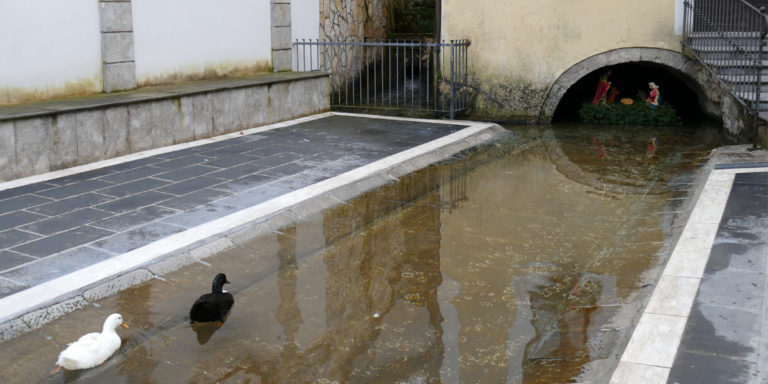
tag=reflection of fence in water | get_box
[293,39,469,119]
[379,162,469,213]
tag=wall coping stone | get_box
[0,72,329,122]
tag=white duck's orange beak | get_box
[121,322,129,329]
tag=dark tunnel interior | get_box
[551,62,712,124]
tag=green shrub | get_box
[578,102,682,126]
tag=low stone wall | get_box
[0,74,330,182]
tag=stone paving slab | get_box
[610,148,768,384]
[0,112,505,341]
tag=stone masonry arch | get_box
[537,47,749,138]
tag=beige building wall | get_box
[441,0,682,122]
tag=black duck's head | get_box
[212,273,230,292]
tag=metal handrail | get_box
[682,0,767,148]
[293,39,470,119]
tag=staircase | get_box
[682,0,768,123]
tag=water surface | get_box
[0,122,723,383]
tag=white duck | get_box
[51,313,128,374]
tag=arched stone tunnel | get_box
[538,48,751,139]
[551,62,708,124]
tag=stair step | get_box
[719,75,768,83]
[703,59,768,67]
[733,91,768,101]
[690,44,767,53]
[689,31,762,39]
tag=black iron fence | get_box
[293,39,470,119]
[682,0,768,147]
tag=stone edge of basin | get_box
[0,112,508,343]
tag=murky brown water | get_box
[0,123,723,384]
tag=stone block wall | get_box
[320,0,388,42]
[0,76,330,182]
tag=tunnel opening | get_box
[551,62,709,124]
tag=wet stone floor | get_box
[0,123,724,383]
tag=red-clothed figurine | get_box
[592,70,612,104]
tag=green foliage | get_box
[578,102,682,126]
[388,0,435,35]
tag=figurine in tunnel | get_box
[190,273,235,326]
[646,82,661,109]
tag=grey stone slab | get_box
[74,110,108,164]
[91,222,186,254]
[668,350,756,384]
[103,106,130,157]
[0,250,35,271]
[0,121,17,182]
[19,208,114,236]
[722,184,768,219]
[94,191,175,213]
[91,205,178,232]
[679,303,760,360]
[34,179,113,199]
[100,165,166,183]
[271,26,291,50]
[0,277,28,299]
[14,118,51,176]
[150,100,181,148]
[734,172,768,185]
[706,241,767,274]
[230,88,249,131]
[0,246,114,286]
[146,155,206,169]
[160,203,241,228]
[156,188,232,211]
[259,162,311,178]
[0,183,56,201]
[191,93,213,139]
[156,177,225,196]
[203,154,259,168]
[217,172,324,208]
[48,168,116,186]
[211,92,234,135]
[209,173,275,193]
[256,152,303,167]
[270,3,291,27]
[97,177,171,198]
[0,230,41,250]
[49,113,79,170]
[698,269,765,311]
[243,143,293,157]
[102,32,134,63]
[26,193,114,216]
[0,210,47,232]
[153,165,220,182]
[717,218,768,246]
[127,103,154,152]
[106,156,161,172]
[11,226,114,257]
[244,86,268,127]
[0,195,53,214]
[205,161,269,180]
[99,1,133,32]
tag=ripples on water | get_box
[0,123,725,384]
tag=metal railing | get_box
[293,39,470,119]
[682,0,768,148]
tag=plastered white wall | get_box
[0,0,102,104]
[132,0,272,86]
[291,0,320,70]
